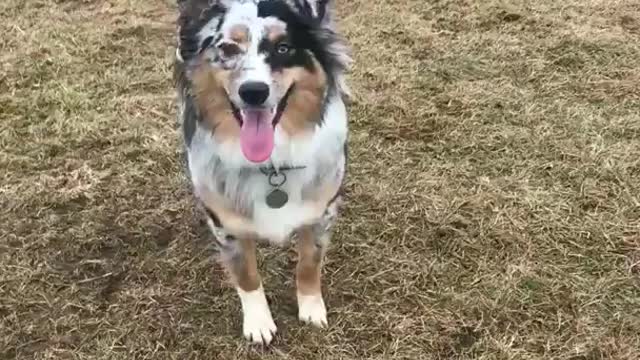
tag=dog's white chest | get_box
[252,195,317,242]
[230,170,330,243]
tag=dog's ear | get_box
[294,0,333,25]
[310,0,332,22]
[176,0,228,62]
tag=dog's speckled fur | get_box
[174,0,350,344]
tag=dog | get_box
[174,0,350,344]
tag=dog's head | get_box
[177,0,350,163]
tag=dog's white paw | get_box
[238,286,277,345]
[297,293,327,328]
[243,310,277,345]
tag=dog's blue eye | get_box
[276,43,291,55]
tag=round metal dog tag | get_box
[266,189,288,209]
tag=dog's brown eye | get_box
[218,42,241,58]
[276,43,291,55]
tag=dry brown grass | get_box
[2,0,640,359]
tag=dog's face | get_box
[177,0,349,163]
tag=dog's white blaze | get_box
[262,16,287,30]
[227,0,258,21]
[238,52,272,90]
[238,285,277,344]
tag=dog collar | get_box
[259,165,306,209]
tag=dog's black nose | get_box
[238,81,270,106]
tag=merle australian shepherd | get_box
[174,0,351,344]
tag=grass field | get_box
[2,0,640,359]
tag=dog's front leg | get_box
[219,236,277,345]
[295,224,330,328]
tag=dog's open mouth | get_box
[229,85,294,163]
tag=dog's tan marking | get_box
[197,179,339,241]
[228,24,249,46]
[276,56,328,137]
[197,187,254,236]
[304,179,342,214]
[296,226,325,296]
[221,236,261,292]
[266,24,287,42]
[191,57,239,141]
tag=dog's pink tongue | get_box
[240,110,275,163]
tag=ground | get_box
[1,0,639,359]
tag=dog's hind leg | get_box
[295,224,330,328]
